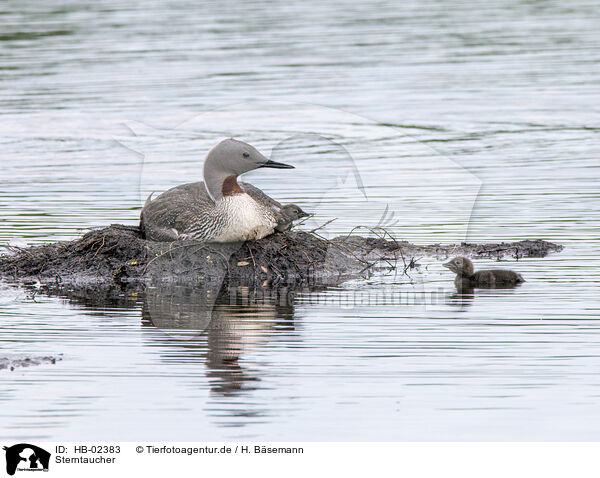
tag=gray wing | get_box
[140,182,218,241]
[239,182,283,210]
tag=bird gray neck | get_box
[204,168,243,201]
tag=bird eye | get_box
[243,151,250,158]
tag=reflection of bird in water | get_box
[446,290,475,308]
[141,285,297,397]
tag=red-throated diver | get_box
[443,256,525,289]
[140,139,301,242]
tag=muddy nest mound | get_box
[0,225,563,288]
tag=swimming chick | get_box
[443,256,525,289]
[140,138,297,243]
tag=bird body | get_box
[443,256,524,290]
[141,181,280,242]
[140,139,305,243]
[470,269,525,286]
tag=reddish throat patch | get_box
[222,175,244,196]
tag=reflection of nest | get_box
[0,355,61,371]
[0,224,562,289]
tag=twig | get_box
[92,236,106,258]
[2,244,35,258]
[295,214,314,227]
[248,245,256,268]
[309,218,336,234]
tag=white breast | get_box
[213,194,277,242]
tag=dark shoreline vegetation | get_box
[0,224,563,291]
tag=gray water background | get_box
[1,0,599,440]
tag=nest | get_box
[0,224,563,289]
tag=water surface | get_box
[1,0,599,440]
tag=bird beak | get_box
[442,262,452,269]
[258,159,295,169]
[300,211,311,218]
